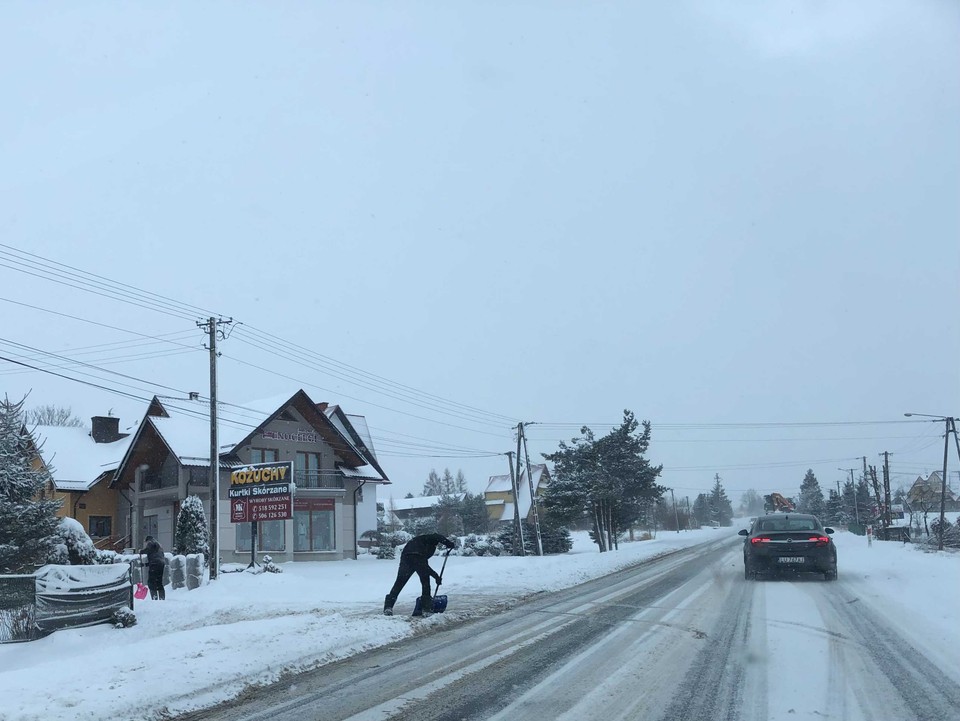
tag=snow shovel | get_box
[133,557,149,600]
[413,549,451,616]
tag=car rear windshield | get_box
[756,518,819,532]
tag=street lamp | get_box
[904,413,960,551]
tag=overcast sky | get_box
[1,1,957,504]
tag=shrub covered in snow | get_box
[170,555,186,589]
[94,549,120,565]
[46,517,98,565]
[174,495,209,562]
[262,555,282,574]
[186,553,205,587]
[459,534,503,557]
[111,607,136,629]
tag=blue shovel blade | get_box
[413,595,448,615]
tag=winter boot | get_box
[419,595,434,617]
[383,594,396,616]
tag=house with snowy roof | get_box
[381,493,465,528]
[906,471,958,512]
[31,415,134,550]
[111,390,390,563]
[484,463,550,524]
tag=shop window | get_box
[294,499,336,551]
[235,520,285,552]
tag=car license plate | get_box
[778,557,805,563]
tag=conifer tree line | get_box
[541,410,664,552]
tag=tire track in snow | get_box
[821,589,960,721]
[655,576,753,721]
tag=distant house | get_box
[32,415,133,550]
[906,471,958,512]
[484,463,551,524]
[382,494,464,528]
[111,390,390,562]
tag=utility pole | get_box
[519,422,543,556]
[882,451,892,530]
[670,488,680,533]
[936,418,957,551]
[198,316,232,580]
[505,451,525,556]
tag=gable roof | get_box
[484,463,550,521]
[115,392,390,485]
[33,424,134,492]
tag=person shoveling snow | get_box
[383,533,455,617]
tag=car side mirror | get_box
[738,529,748,536]
[824,527,835,535]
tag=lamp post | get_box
[904,413,959,551]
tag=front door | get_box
[143,515,158,545]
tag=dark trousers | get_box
[385,555,432,610]
[147,563,165,600]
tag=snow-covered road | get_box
[173,537,960,721]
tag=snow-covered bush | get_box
[174,495,209,563]
[170,555,186,590]
[94,549,120,565]
[262,555,282,574]
[186,554,205,587]
[459,534,502,557]
[46,517,98,565]
[111,607,136,629]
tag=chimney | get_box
[189,391,200,401]
[316,402,328,412]
[91,416,121,443]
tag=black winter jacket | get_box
[141,540,165,566]
[400,533,455,559]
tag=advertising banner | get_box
[228,461,294,523]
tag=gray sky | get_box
[1,1,958,504]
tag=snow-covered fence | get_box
[0,564,134,643]
[34,564,133,634]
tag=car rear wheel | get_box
[823,568,838,581]
[744,560,757,581]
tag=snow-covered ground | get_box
[0,528,956,721]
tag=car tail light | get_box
[809,536,830,547]
[750,537,771,545]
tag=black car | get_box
[739,513,838,581]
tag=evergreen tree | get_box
[0,396,62,573]
[432,493,464,537]
[454,469,468,493]
[692,493,711,527]
[174,495,209,562]
[709,474,734,526]
[842,480,859,523]
[823,488,847,526]
[856,476,874,520]
[797,469,825,518]
[458,491,490,534]
[422,469,443,496]
[542,411,664,552]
